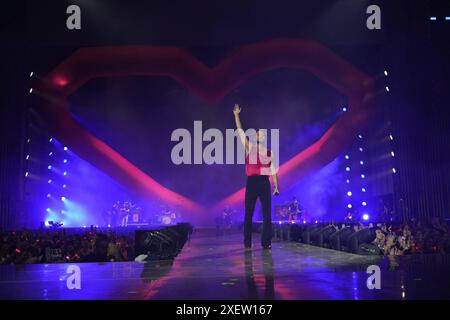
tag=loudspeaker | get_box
[134,223,193,260]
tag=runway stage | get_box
[1,229,450,300]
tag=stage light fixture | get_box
[362,201,367,206]
[392,168,397,173]
[342,107,347,112]
[49,152,53,156]
[347,191,352,196]
[27,138,31,143]
[49,138,53,142]
[362,188,366,192]
[384,70,388,76]
[30,72,33,77]
[389,135,394,140]
[430,16,437,21]
[63,159,68,163]
[26,155,30,160]
[446,17,450,21]
[359,147,363,152]
[62,184,67,188]
[48,179,52,184]
[47,165,52,170]
[47,193,51,198]
[346,167,351,172]
[346,179,350,184]
[385,86,390,92]
[63,171,67,176]
[361,174,365,179]
[61,197,66,202]
[347,204,352,209]
[25,172,29,177]
[29,88,33,93]
[391,151,395,157]
[345,155,349,159]
[63,147,68,151]
[358,134,363,139]
[362,214,369,221]
[46,208,51,212]
[360,160,364,165]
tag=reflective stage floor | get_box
[1,229,450,300]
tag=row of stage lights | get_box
[341,69,396,222]
[24,136,71,225]
[45,138,70,225]
[344,133,369,221]
[430,16,450,21]
[27,71,70,225]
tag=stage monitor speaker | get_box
[134,223,193,260]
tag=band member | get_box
[288,197,301,223]
[233,104,279,250]
[121,201,132,227]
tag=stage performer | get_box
[233,104,279,250]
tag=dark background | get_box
[1,0,449,228]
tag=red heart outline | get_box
[35,39,374,223]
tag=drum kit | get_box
[155,205,178,225]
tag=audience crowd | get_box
[0,227,135,264]
[1,218,449,264]
[367,217,450,255]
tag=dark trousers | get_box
[244,175,272,247]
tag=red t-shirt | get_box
[245,146,272,176]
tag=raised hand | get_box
[233,104,241,115]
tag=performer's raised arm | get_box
[233,104,251,154]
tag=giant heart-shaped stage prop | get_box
[35,39,375,223]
